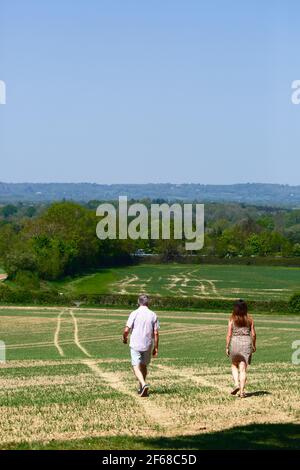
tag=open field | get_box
[0,306,299,449]
[53,264,300,301]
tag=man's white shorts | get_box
[130,347,152,366]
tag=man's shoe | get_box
[140,384,149,397]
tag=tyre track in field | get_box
[0,358,130,368]
[153,364,300,425]
[7,324,219,351]
[7,320,300,352]
[84,359,175,431]
[70,310,91,357]
[54,310,65,357]
[53,309,91,358]
[2,306,300,326]
[155,363,229,393]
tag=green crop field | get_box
[0,306,299,449]
[53,264,300,301]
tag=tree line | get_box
[0,200,300,282]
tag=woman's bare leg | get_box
[239,361,247,395]
[231,363,239,388]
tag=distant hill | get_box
[0,182,300,206]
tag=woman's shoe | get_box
[231,386,240,396]
[140,384,149,397]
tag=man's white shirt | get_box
[126,306,159,352]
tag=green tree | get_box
[1,204,18,218]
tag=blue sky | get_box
[0,0,299,184]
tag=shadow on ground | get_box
[142,423,300,450]
[245,391,271,397]
[150,389,272,398]
[3,423,300,450]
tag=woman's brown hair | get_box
[230,299,251,327]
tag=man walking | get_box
[123,294,159,397]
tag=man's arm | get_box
[123,311,135,344]
[123,326,130,344]
[153,330,159,357]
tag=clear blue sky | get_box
[0,0,299,184]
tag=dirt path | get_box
[84,359,175,430]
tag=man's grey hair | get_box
[138,294,149,306]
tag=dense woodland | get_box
[0,200,300,284]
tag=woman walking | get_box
[226,299,256,398]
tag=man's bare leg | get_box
[140,364,147,381]
[133,365,146,389]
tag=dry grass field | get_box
[0,306,299,449]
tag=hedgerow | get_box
[0,284,295,313]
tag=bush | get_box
[0,284,33,303]
[4,250,37,278]
[137,255,300,267]
[0,283,71,305]
[0,285,291,312]
[15,270,40,290]
[289,293,300,313]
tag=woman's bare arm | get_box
[251,319,256,352]
[226,320,233,356]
